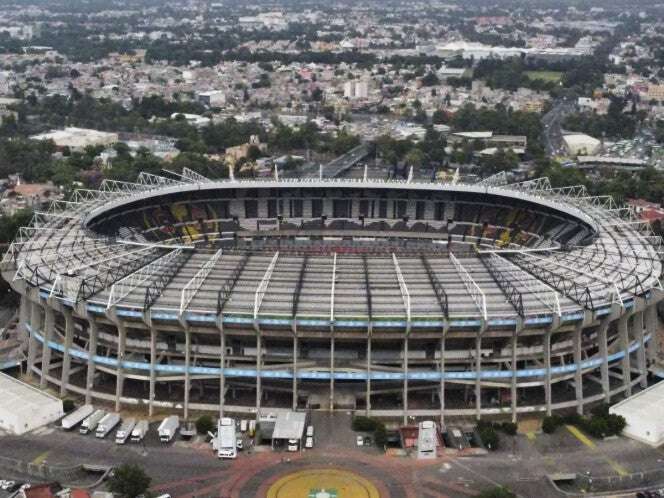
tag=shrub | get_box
[352,416,380,432]
[585,416,609,439]
[62,399,76,413]
[195,415,215,435]
[477,424,499,450]
[478,486,516,498]
[562,413,584,426]
[590,403,610,418]
[605,413,626,436]
[500,422,517,436]
[374,425,388,448]
[542,415,562,434]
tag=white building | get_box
[0,373,64,435]
[197,90,226,107]
[344,80,369,100]
[30,127,119,151]
[563,133,601,156]
[610,382,664,447]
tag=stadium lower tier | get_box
[17,291,661,422]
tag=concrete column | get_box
[219,329,226,418]
[59,309,74,397]
[403,336,408,425]
[439,335,445,426]
[633,311,647,388]
[574,323,584,415]
[365,336,371,416]
[598,320,610,402]
[329,335,335,411]
[475,333,482,420]
[85,319,98,405]
[255,334,262,416]
[27,302,43,379]
[115,323,126,412]
[184,329,191,419]
[149,328,157,416]
[511,329,518,423]
[618,314,631,396]
[39,307,55,389]
[292,335,298,410]
[645,305,658,364]
[544,329,552,416]
[18,295,29,340]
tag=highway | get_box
[542,99,577,157]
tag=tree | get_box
[405,148,426,169]
[196,415,215,435]
[478,486,516,498]
[107,463,151,498]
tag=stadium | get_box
[2,171,663,423]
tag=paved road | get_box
[542,99,577,157]
[2,416,664,497]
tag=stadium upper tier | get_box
[4,175,662,327]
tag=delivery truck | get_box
[96,413,121,438]
[80,409,106,435]
[130,420,149,443]
[158,415,179,443]
[61,405,94,430]
[115,418,136,444]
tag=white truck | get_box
[130,420,149,443]
[96,413,121,438]
[158,415,180,443]
[115,418,136,444]
[61,405,94,430]
[217,418,237,459]
[80,409,106,435]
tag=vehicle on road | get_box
[80,409,106,435]
[306,425,314,437]
[96,413,121,439]
[61,405,94,430]
[158,416,180,443]
[356,435,364,446]
[287,439,299,452]
[216,418,237,459]
[115,418,136,444]
[131,420,149,443]
[305,436,314,448]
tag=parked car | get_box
[305,436,314,448]
[356,435,364,446]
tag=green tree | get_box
[195,415,215,435]
[107,463,152,498]
[478,486,516,498]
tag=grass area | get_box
[525,70,563,83]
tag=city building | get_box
[30,127,119,151]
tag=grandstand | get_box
[1,173,662,423]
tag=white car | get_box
[305,436,314,448]
[306,425,314,437]
[287,439,298,451]
[0,481,15,490]
[236,438,243,450]
[356,435,364,446]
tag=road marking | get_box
[565,425,595,449]
[565,425,629,477]
[32,451,50,465]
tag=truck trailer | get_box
[115,418,137,444]
[96,413,121,438]
[217,418,237,459]
[131,420,149,443]
[80,409,106,435]
[158,415,179,443]
[61,405,94,430]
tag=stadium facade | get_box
[2,173,662,422]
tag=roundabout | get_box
[266,468,381,498]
